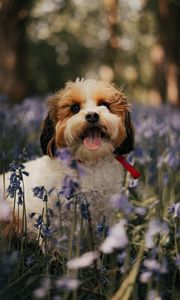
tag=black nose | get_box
[85,112,99,124]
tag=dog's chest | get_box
[80,158,125,195]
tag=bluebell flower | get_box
[26,255,35,267]
[41,224,54,238]
[55,277,80,290]
[96,217,109,237]
[140,271,152,283]
[163,172,169,185]
[22,170,29,177]
[33,186,46,200]
[56,148,85,176]
[134,206,147,216]
[18,148,29,162]
[80,202,90,220]
[7,173,21,198]
[143,258,160,271]
[117,251,127,264]
[34,215,43,228]
[159,258,168,274]
[9,162,19,172]
[60,176,79,199]
[56,148,71,161]
[28,212,36,218]
[110,193,133,216]
[147,289,160,300]
[168,202,180,218]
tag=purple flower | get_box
[163,172,169,185]
[7,172,21,198]
[60,176,79,199]
[111,193,133,216]
[55,277,80,290]
[34,215,43,228]
[134,207,147,216]
[147,289,161,300]
[56,148,71,161]
[26,255,35,267]
[56,148,85,176]
[33,277,51,299]
[33,186,47,201]
[80,201,90,220]
[117,251,127,264]
[41,224,54,238]
[28,212,36,218]
[140,271,152,283]
[168,202,180,218]
[96,217,109,237]
[159,258,168,274]
[144,259,160,271]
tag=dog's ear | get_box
[40,114,56,157]
[115,111,134,155]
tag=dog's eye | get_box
[71,104,80,114]
[99,101,109,109]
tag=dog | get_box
[1,78,135,244]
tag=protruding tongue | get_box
[83,137,102,150]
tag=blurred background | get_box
[0,0,179,106]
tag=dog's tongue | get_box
[83,137,102,150]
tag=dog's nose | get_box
[85,112,99,124]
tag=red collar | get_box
[115,155,140,179]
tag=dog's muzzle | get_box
[85,112,99,124]
[81,125,108,150]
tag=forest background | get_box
[0,0,179,107]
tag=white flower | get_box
[33,287,47,299]
[67,251,98,270]
[56,277,80,290]
[99,219,129,254]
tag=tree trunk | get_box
[152,0,180,106]
[0,0,30,103]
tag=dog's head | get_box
[40,79,134,161]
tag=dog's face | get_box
[40,79,134,161]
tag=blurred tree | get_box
[150,0,180,106]
[0,0,179,106]
[0,0,33,103]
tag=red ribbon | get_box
[116,155,141,179]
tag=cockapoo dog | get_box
[1,79,138,242]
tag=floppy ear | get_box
[40,115,56,157]
[115,111,134,155]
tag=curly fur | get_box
[1,79,134,242]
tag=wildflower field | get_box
[0,98,180,300]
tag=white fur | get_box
[1,154,124,237]
[0,79,130,246]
